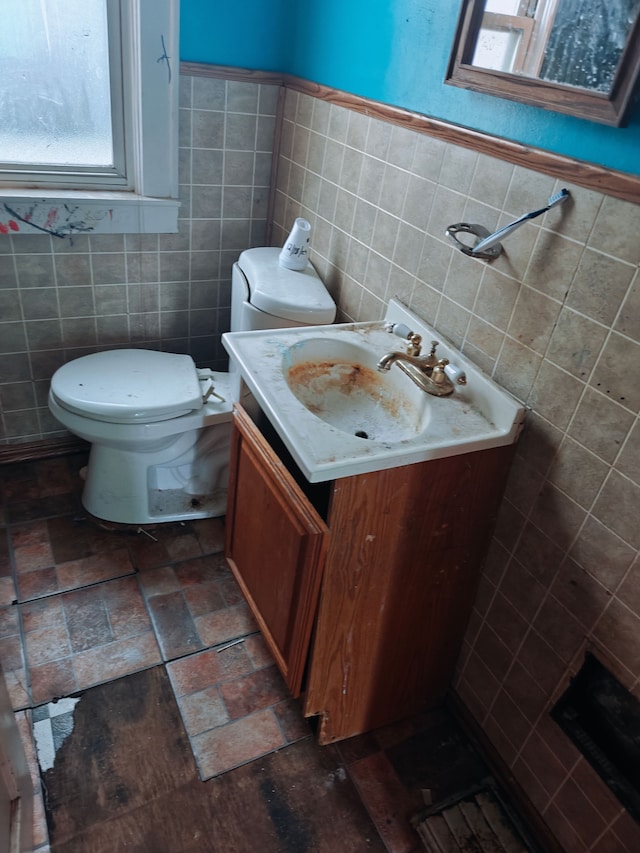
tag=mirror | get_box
[446,0,640,125]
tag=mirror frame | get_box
[446,0,640,126]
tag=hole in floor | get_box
[551,651,640,822]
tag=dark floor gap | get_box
[551,651,640,823]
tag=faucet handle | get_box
[407,332,422,356]
[431,358,450,385]
[424,340,439,368]
[444,362,467,386]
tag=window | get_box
[0,0,179,236]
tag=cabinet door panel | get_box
[305,445,515,743]
[225,406,328,696]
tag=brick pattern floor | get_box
[0,453,315,852]
[3,453,471,853]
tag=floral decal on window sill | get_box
[0,202,108,238]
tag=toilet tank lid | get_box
[238,247,336,324]
[51,350,203,421]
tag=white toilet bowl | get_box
[48,349,234,524]
[48,246,336,525]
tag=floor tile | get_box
[140,556,250,662]
[192,708,285,779]
[29,658,77,706]
[0,608,30,708]
[167,644,254,698]
[0,527,12,576]
[241,632,273,669]
[14,547,136,603]
[4,667,30,709]
[71,632,161,691]
[20,575,161,705]
[274,697,312,742]
[35,457,82,497]
[169,639,308,782]
[147,590,203,659]
[0,604,20,637]
[182,579,226,616]
[24,623,72,669]
[136,565,182,597]
[1,635,27,676]
[46,514,129,564]
[219,664,289,720]
[0,575,16,606]
[215,573,246,606]
[15,568,58,602]
[103,575,152,638]
[174,553,230,585]
[126,523,206,570]
[12,520,54,573]
[190,516,226,554]
[177,684,229,734]
[63,587,113,653]
[194,601,257,647]
[164,531,203,561]
[7,493,81,525]
[0,463,40,502]
[21,596,66,633]
[54,549,135,593]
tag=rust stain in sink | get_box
[287,361,407,418]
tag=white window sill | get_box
[0,189,180,237]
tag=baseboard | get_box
[446,690,564,853]
[0,437,89,466]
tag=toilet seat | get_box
[50,349,204,424]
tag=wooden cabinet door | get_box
[225,405,328,697]
[305,444,515,743]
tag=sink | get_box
[283,338,430,441]
[222,299,525,482]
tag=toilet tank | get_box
[231,247,336,333]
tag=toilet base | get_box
[81,422,232,524]
[147,486,228,521]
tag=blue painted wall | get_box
[180,0,290,72]
[180,0,640,178]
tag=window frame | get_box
[0,0,180,236]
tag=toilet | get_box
[48,247,336,525]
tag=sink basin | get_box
[222,299,525,482]
[283,338,430,441]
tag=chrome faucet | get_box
[377,339,466,397]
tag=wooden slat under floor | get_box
[415,788,532,853]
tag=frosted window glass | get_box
[0,0,113,168]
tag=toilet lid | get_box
[238,247,336,324]
[51,350,203,422]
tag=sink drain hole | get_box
[354,430,370,439]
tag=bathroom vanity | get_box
[222,300,524,744]
[226,401,516,744]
